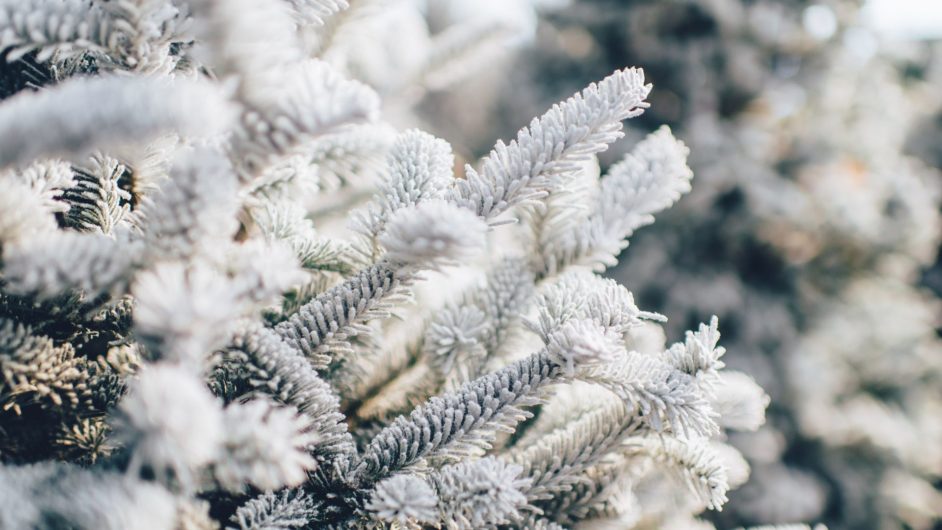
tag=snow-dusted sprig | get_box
[448,68,651,224]
[352,351,559,484]
[137,147,239,261]
[366,474,439,528]
[351,257,534,423]
[624,435,730,511]
[9,159,75,216]
[379,201,487,271]
[284,0,350,27]
[0,0,109,61]
[534,454,635,525]
[229,489,319,530]
[276,201,486,363]
[429,457,531,529]
[251,201,356,275]
[214,398,318,492]
[353,312,627,484]
[710,371,769,432]
[225,239,308,304]
[230,321,355,469]
[0,0,184,69]
[112,363,224,490]
[420,19,523,91]
[233,59,380,178]
[0,462,178,530]
[306,123,396,191]
[352,129,455,241]
[525,271,662,344]
[511,401,646,505]
[0,178,58,243]
[2,231,137,299]
[275,261,398,363]
[190,0,301,88]
[63,155,132,234]
[132,261,242,365]
[544,319,626,376]
[533,126,693,276]
[0,74,234,168]
[578,350,718,438]
[662,316,726,392]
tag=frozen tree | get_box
[0,1,771,529]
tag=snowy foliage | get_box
[0,1,771,529]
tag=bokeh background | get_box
[322,1,942,528]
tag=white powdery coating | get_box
[216,399,318,492]
[367,474,440,526]
[138,147,240,260]
[226,239,307,303]
[663,316,727,390]
[0,178,57,243]
[355,129,456,237]
[0,75,235,168]
[449,67,651,222]
[710,370,770,432]
[379,200,487,270]
[432,457,531,529]
[234,59,381,176]
[132,261,241,365]
[190,0,301,84]
[115,364,223,487]
[285,0,349,25]
[544,319,626,375]
[2,231,137,299]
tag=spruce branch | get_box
[366,474,439,527]
[214,398,318,492]
[533,125,693,276]
[0,74,234,168]
[232,59,380,178]
[430,457,531,530]
[448,68,651,224]
[3,231,137,299]
[230,321,355,470]
[228,490,318,530]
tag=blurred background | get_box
[325,1,942,528]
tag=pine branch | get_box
[0,74,234,168]
[230,321,355,471]
[448,68,651,224]
[229,490,319,530]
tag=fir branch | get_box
[137,147,239,261]
[112,363,224,490]
[230,321,355,470]
[0,0,118,63]
[284,0,350,26]
[624,435,730,511]
[511,402,646,505]
[533,126,693,276]
[352,129,455,241]
[2,231,138,299]
[214,398,318,492]
[233,59,380,178]
[448,68,651,224]
[429,457,531,530]
[0,74,234,168]
[366,474,439,527]
[63,155,132,234]
[229,490,319,530]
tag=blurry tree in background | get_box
[417,1,942,529]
